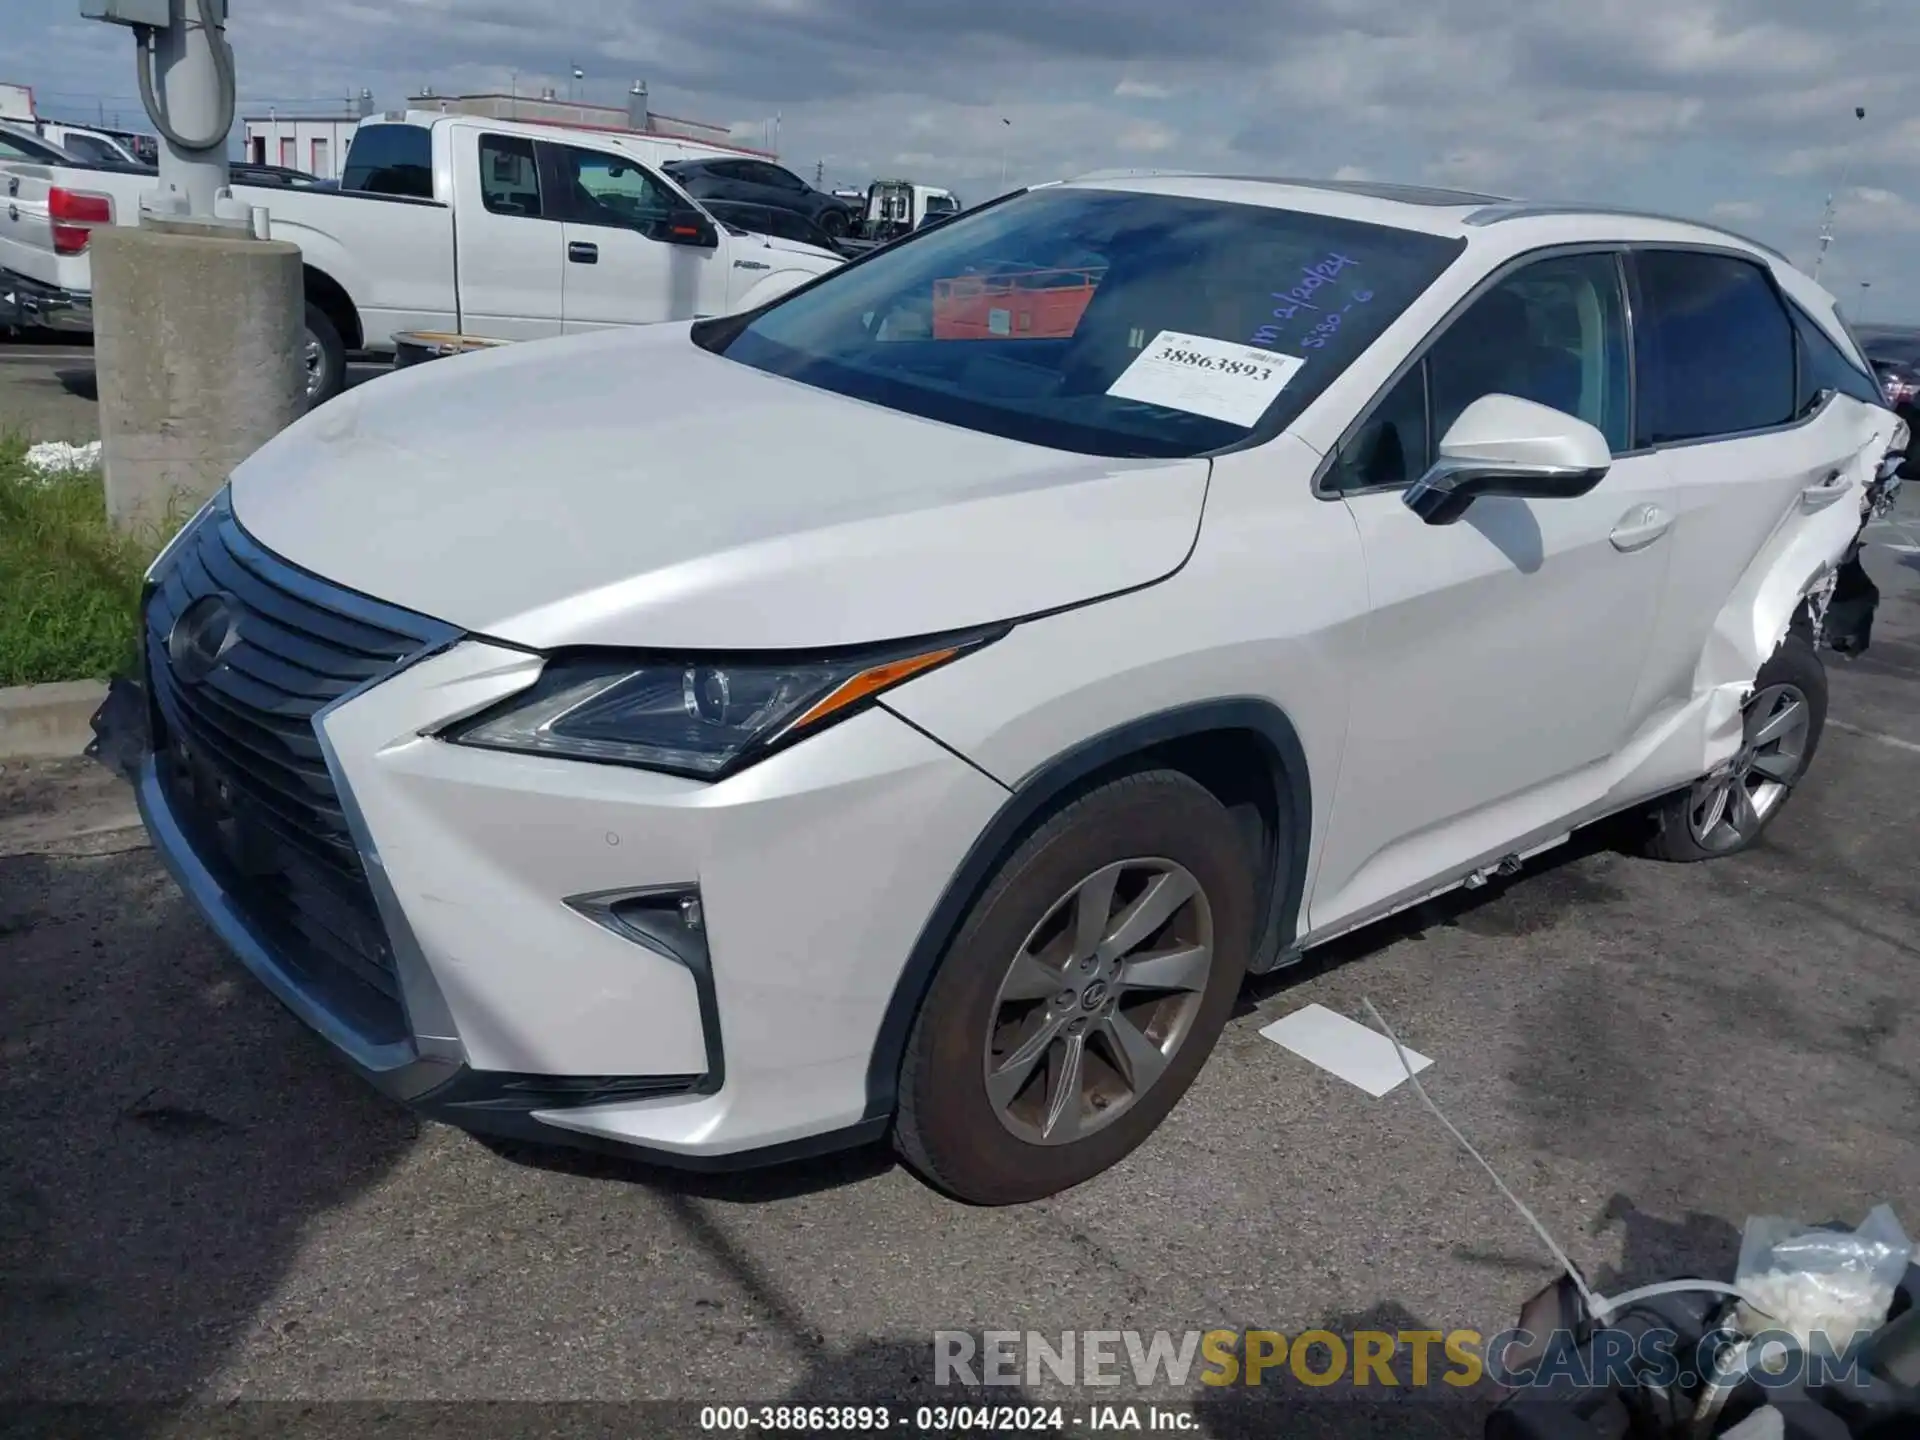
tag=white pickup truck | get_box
[0,111,843,404]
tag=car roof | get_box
[1061,170,1791,256]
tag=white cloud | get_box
[9,0,1920,316]
[1711,200,1764,221]
[1116,121,1176,154]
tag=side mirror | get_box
[1404,394,1612,525]
[661,206,718,248]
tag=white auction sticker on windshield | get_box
[1105,331,1305,427]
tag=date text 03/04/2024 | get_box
[698,1404,1077,1432]
[695,1404,1199,1431]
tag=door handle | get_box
[1800,469,1850,509]
[567,241,599,264]
[1609,503,1673,553]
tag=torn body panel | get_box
[1606,400,1901,810]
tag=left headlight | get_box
[442,631,996,779]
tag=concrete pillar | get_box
[91,219,304,533]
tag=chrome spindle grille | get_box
[144,492,456,1046]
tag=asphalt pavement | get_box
[0,335,385,443]
[1,380,1917,1434]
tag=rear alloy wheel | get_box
[894,770,1256,1204]
[817,208,849,239]
[1642,633,1827,861]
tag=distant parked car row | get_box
[1856,324,1920,476]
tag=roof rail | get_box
[1065,171,1511,207]
[1462,200,1794,265]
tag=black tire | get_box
[893,770,1258,1205]
[1640,633,1827,862]
[303,301,347,410]
[817,208,849,239]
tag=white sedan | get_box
[108,172,1904,1205]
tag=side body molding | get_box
[861,697,1313,1122]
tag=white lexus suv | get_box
[101,174,1904,1205]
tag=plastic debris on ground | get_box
[1733,1203,1913,1351]
[22,440,103,476]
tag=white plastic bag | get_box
[1733,1203,1912,1352]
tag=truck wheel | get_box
[303,302,346,409]
[893,770,1256,1205]
[1640,634,1827,862]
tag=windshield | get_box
[701,185,1464,457]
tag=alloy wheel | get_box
[983,858,1214,1146]
[303,330,326,401]
[1686,682,1812,852]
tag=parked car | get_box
[663,156,861,238]
[699,199,848,255]
[95,176,1902,1205]
[0,113,842,405]
[228,161,327,189]
[34,120,142,167]
[0,121,76,164]
[1856,324,1920,476]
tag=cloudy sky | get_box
[12,0,1920,318]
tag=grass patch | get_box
[0,433,182,686]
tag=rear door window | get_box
[1631,250,1796,445]
[478,134,542,217]
[340,124,435,199]
[1791,306,1886,412]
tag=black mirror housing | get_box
[662,207,718,248]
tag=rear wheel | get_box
[817,208,849,239]
[894,770,1257,1205]
[1641,633,1826,862]
[302,301,347,409]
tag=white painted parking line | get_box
[1829,720,1920,755]
[1259,1003,1433,1097]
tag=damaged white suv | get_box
[101,174,1905,1205]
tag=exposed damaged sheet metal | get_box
[1686,415,1905,779]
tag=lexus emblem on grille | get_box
[168,593,241,685]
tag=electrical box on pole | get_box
[81,0,242,225]
[79,0,177,25]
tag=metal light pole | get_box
[999,116,1011,192]
[1812,105,1868,284]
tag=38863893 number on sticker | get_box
[1105,330,1307,429]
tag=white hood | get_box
[230,322,1209,651]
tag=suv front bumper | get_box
[94,561,1008,1166]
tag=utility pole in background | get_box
[815,160,824,187]
[79,0,303,530]
[1812,105,1868,284]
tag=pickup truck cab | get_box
[0,112,842,403]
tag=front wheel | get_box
[302,302,347,410]
[1641,633,1827,862]
[893,770,1257,1205]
